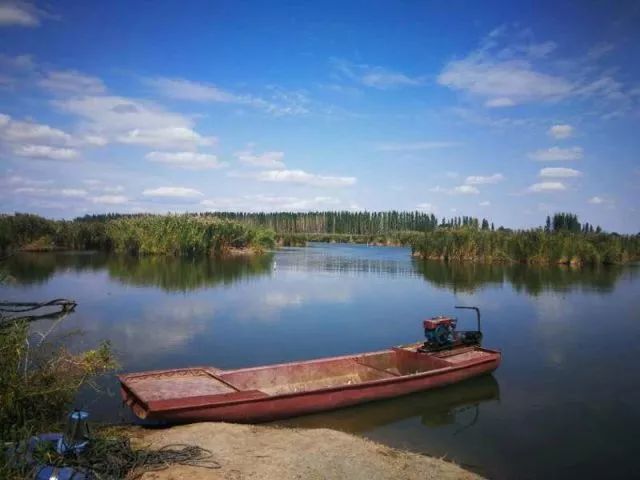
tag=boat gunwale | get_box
[119,347,501,414]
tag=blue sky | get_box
[0,0,638,232]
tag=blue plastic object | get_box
[34,464,90,480]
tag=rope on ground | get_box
[31,436,221,479]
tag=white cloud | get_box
[416,203,436,213]
[453,185,480,194]
[13,186,87,198]
[0,1,50,27]
[13,145,79,160]
[438,54,572,107]
[479,201,491,207]
[539,167,582,178]
[429,185,480,195]
[91,195,128,205]
[59,188,87,197]
[202,195,342,212]
[437,28,574,107]
[234,150,285,169]
[527,181,567,193]
[102,185,124,193]
[0,113,72,145]
[117,127,215,150]
[464,173,504,185]
[528,146,583,161]
[484,97,516,107]
[439,27,637,116]
[39,70,106,95]
[146,77,309,116]
[250,169,356,188]
[1,174,52,187]
[142,187,204,198]
[375,141,458,152]
[332,59,425,89]
[146,77,239,102]
[548,124,573,139]
[81,134,108,146]
[588,196,604,204]
[146,151,226,170]
[55,95,215,150]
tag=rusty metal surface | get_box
[123,368,236,401]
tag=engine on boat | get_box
[421,314,483,352]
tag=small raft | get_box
[119,342,500,423]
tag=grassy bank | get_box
[410,229,640,265]
[0,213,275,257]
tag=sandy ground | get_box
[132,422,483,480]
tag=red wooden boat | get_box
[119,308,501,423]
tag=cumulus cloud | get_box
[464,173,504,185]
[55,95,216,150]
[527,181,567,193]
[13,145,79,160]
[332,59,425,89]
[39,70,106,95]
[117,127,215,150]
[146,151,226,170]
[0,1,52,27]
[548,124,573,139]
[142,187,204,198]
[234,150,286,169]
[479,201,491,206]
[374,141,458,151]
[250,169,357,188]
[539,167,582,178]
[0,114,72,146]
[528,146,583,161]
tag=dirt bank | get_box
[133,422,482,480]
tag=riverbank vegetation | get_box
[2,211,637,264]
[0,213,275,257]
[0,314,117,477]
[410,226,639,265]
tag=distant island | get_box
[1,211,638,265]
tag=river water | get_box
[1,244,638,479]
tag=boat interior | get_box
[123,345,495,406]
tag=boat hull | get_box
[119,346,500,424]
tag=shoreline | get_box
[126,422,484,480]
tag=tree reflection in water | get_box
[413,259,625,294]
[4,251,274,291]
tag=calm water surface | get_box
[2,244,639,479]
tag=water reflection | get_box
[278,375,500,434]
[107,254,273,292]
[415,259,625,294]
[276,244,418,277]
[5,252,274,291]
[2,245,639,479]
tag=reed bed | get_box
[410,229,640,265]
